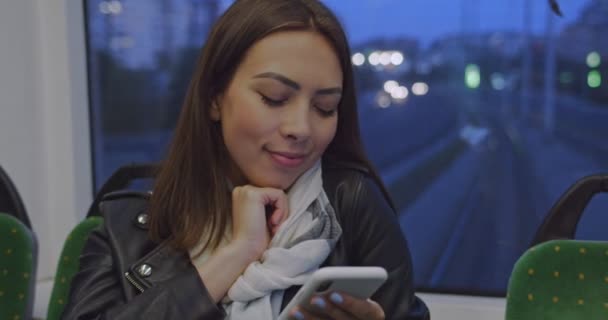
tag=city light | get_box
[588,70,602,88]
[465,64,481,89]
[490,73,506,90]
[368,52,381,66]
[99,1,123,15]
[376,93,391,108]
[391,86,409,100]
[367,50,406,69]
[382,81,409,101]
[352,53,365,66]
[412,82,429,96]
[586,51,601,68]
[379,52,392,66]
[383,80,399,93]
[390,52,404,66]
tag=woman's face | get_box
[213,30,342,190]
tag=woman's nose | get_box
[279,102,311,142]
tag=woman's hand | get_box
[288,292,385,320]
[230,185,289,260]
[195,186,287,303]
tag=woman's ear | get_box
[210,101,221,121]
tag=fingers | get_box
[261,188,289,235]
[262,187,289,215]
[231,186,287,255]
[305,295,352,320]
[233,186,288,237]
[287,293,384,320]
[305,293,384,320]
[287,306,331,320]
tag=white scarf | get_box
[192,161,342,319]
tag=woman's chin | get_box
[247,175,296,191]
[251,181,291,190]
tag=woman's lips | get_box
[266,149,307,168]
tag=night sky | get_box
[317,0,589,46]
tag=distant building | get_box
[88,0,220,69]
[558,0,608,63]
[424,32,531,68]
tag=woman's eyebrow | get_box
[253,72,300,90]
[253,72,342,95]
[315,87,342,95]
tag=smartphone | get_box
[277,266,388,320]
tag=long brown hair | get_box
[148,0,394,254]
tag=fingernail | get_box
[293,310,305,320]
[312,297,326,309]
[330,292,343,304]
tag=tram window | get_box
[84,0,608,295]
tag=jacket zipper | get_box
[124,271,146,293]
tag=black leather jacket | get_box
[63,162,430,320]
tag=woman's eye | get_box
[316,106,337,117]
[260,94,287,107]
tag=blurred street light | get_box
[412,82,429,96]
[379,52,392,66]
[99,1,123,15]
[376,92,391,108]
[491,73,506,90]
[465,64,480,89]
[352,53,365,66]
[369,52,381,66]
[588,70,602,88]
[586,51,601,68]
[391,86,409,100]
[390,52,404,66]
[383,80,399,93]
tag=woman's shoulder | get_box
[323,159,378,194]
[322,157,371,186]
[90,190,160,268]
[95,190,153,243]
[98,190,150,220]
[321,158,389,212]
[322,157,369,173]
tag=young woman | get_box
[63,0,429,319]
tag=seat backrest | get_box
[46,216,104,320]
[505,239,608,320]
[532,174,608,246]
[0,213,37,320]
[88,163,157,217]
[0,165,30,228]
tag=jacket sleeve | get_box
[348,176,430,320]
[61,219,226,320]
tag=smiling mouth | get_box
[265,149,308,168]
